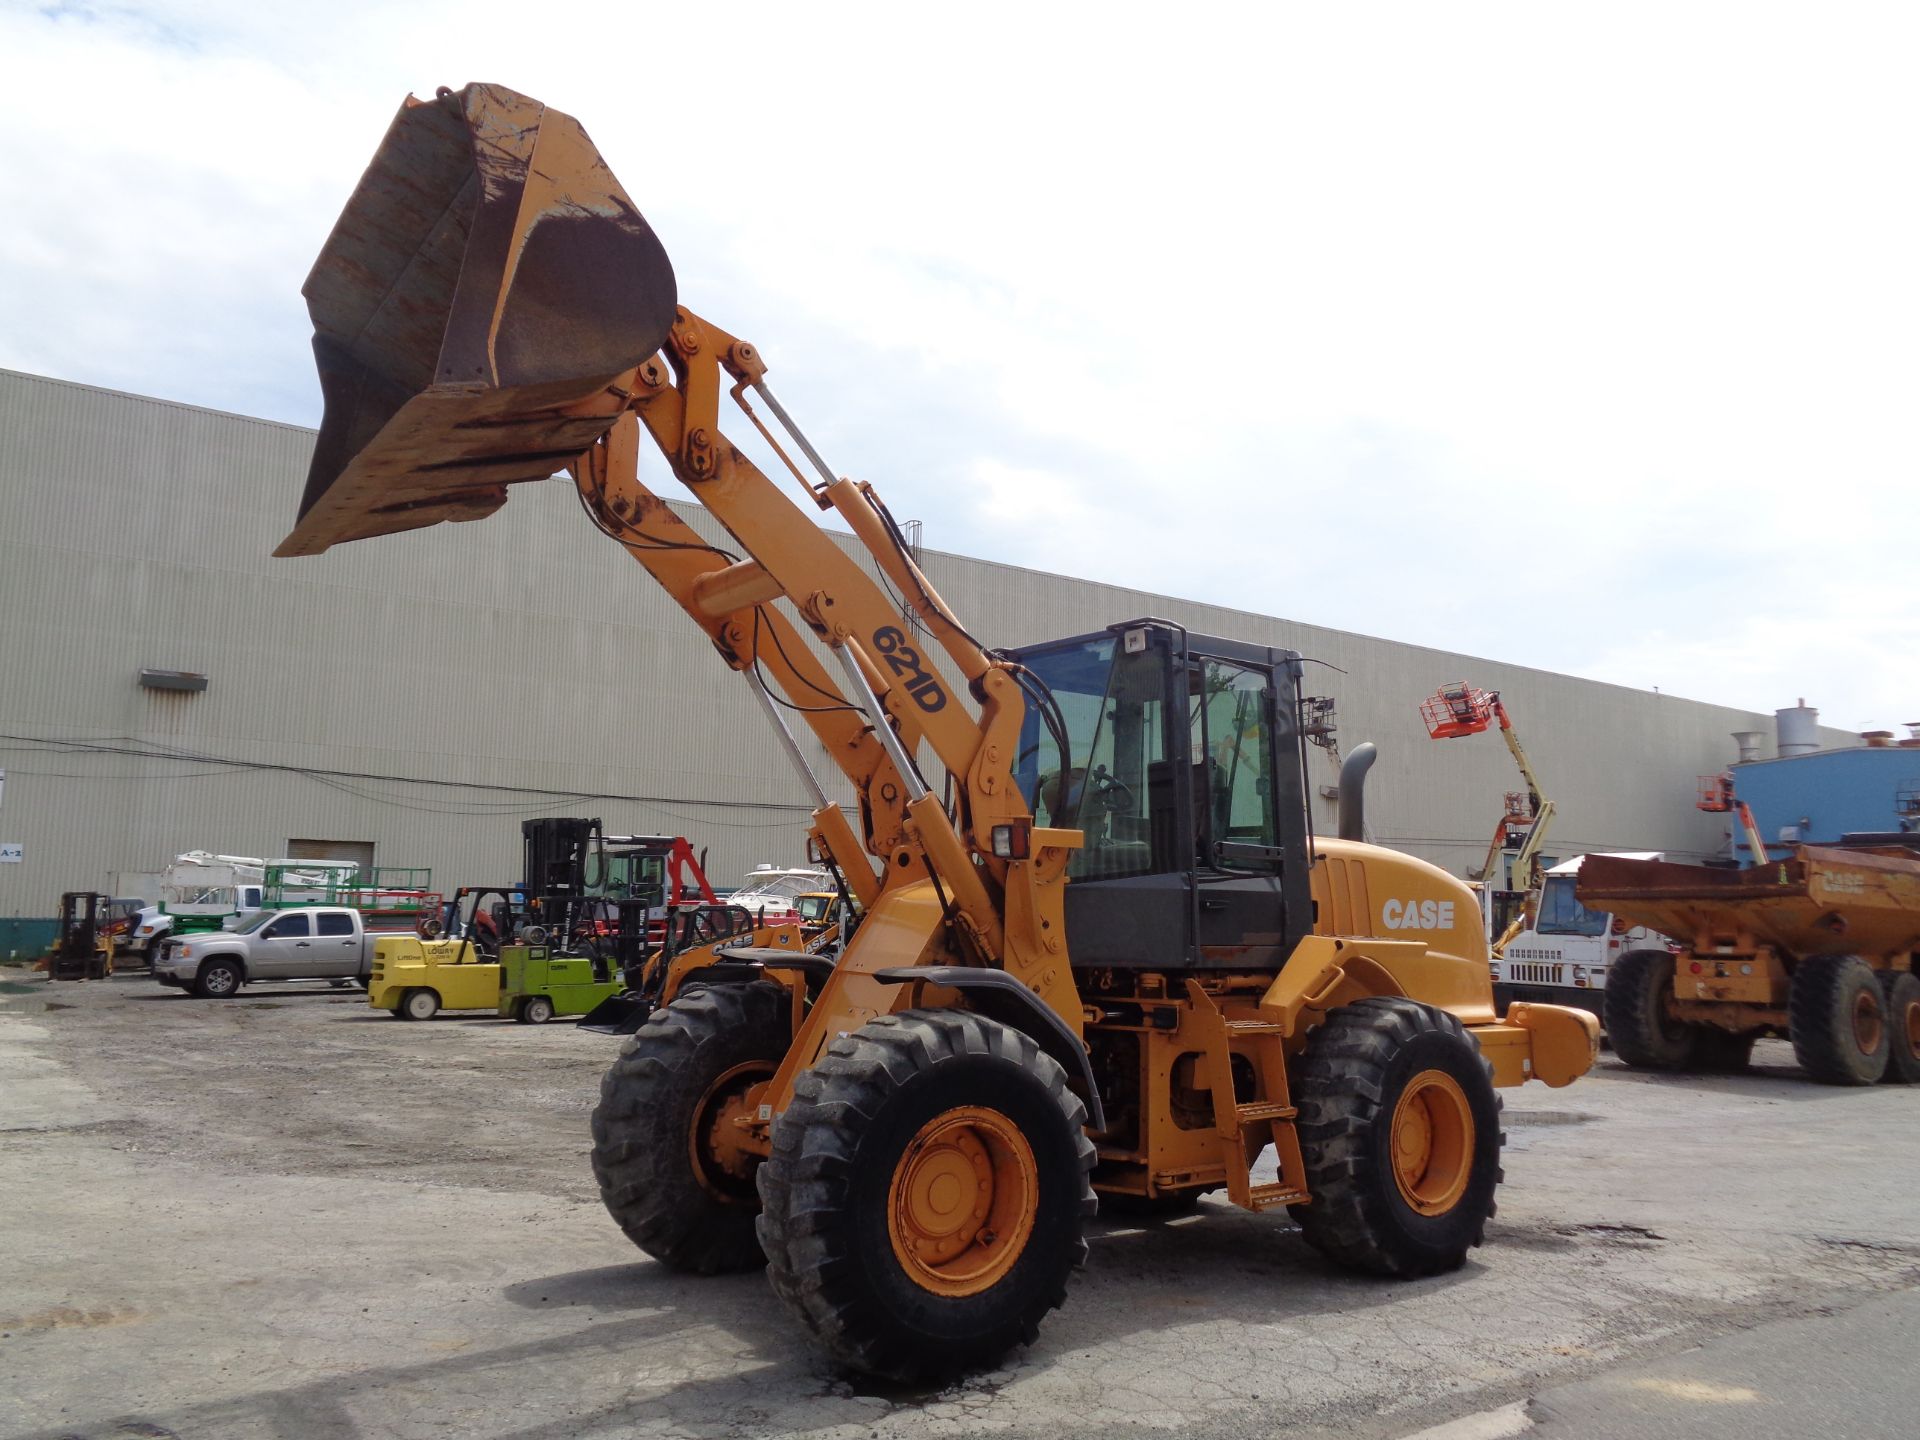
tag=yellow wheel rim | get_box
[1390,1070,1474,1216]
[1853,990,1885,1055]
[688,1060,774,1200]
[888,1105,1038,1297]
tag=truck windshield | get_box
[1536,876,1607,937]
[230,910,279,935]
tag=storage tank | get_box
[1776,700,1820,758]
[1732,730,1767,763]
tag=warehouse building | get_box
[0,367,1861,945]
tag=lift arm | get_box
[271,83,1090,1094]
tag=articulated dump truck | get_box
[1580,843,1920,1086]
[279,82,1598,1381]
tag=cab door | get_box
[1189,656,1289,967]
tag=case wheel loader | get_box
[278,82,1598,1382]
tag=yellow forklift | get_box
[45,892,116,981]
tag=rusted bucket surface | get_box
[1579,847,1920,959]
[278,82,676,557]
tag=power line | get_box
[0,734,818,822]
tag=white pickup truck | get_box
[151,906,381,997]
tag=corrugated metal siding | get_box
[0,367,1858,919]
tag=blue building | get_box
[1731,744,1920,861]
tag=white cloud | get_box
[3,0,1916,726]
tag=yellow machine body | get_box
[281,80,1600,1382]
[368,935,501,1016]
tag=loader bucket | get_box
[578,990,654,1036]
[277,82,677,557]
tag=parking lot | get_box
[3,972,1918,1440]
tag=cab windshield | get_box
[1536,876,1607,937]
[596,851,666,904]
[230,910,279,935]
[1012,635,1174,880]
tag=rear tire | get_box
[592,982,789,1274]
[400,987,440,1023]
[1881,972,1920,1085]
[194,959,243,999]
[1790,956,1889,1085]
[1604,948,1697,1070]
[518,995,554,1025]
[1291,997,1504,1278]
[757,1010,1096,1384]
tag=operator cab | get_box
[1005,619,1315,970]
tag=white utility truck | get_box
[1491,853,1670,1015]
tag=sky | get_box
[3,0,1916,731]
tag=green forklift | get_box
[492,823,725,1023]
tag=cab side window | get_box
[266,913,311,939]
[1190,660,1277,861]
[316,913,354,937]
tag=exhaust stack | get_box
[279,83,678,557]
[1337,743,1377,842]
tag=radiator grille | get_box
[1508,961,1565,986]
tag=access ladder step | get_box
[1244,1182,1310,1212]
[1224,1019,1287,1035]
[1233,1100,1297,1124]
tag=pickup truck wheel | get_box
[400,988,441,1022]
[194,959,243,999]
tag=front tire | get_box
[1291,997,1503,1278]
[1790,955,1889,1085]
[592,982,790,1274]
[757,1010,1096,1384]
[1604,948,1698,1070]
[194,959,243,999]
[400,987,441,1022]
[518,995,555,1025]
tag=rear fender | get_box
[1263,935,1502,1030]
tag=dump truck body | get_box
[1579,845,1920,1084]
